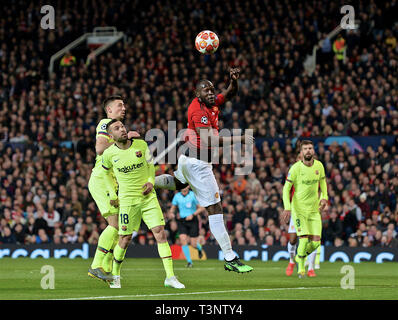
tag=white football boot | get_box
[109,276,121,288]
[164,276,185,289]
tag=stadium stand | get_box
[0,0,397,249]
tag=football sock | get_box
[158,242,174,278]
[297,237,309,272]
[91,225,118,269]
[288,241,297,263]
[154,174,176,190]
[315,245,321,265]
[196,243,202,252]
[112,244,127,276]
[208,214,236,261]
[306,240,321,256]
[308,250,317,271]
[103,229,119,273]
[182,245,192,264]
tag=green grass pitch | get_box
[0,258,397,300]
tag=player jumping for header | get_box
[155,68,254,273]
[88,95,139,284]
[102,119,184,289]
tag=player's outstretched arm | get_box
[222,68,240,102]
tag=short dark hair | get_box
[298,140,314,151]
[102,95,124,113]
[196,79,213,91]
[106,119,121,133]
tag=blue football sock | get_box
[182,245,192,264]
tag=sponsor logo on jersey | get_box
[136,151,142,158]
[315,170,319,175]
[121,226,127,231]
[302,179,319,185]
[215,192,219,198]
[117,162,144,173]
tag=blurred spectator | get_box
[383,223,397,238]
[165,219,179,245]
[362,236,372,248]
[36,228,50,244]
[348,198,363,222]
[249,212,259,237]
[65,226,78,243]
[53,227,64,244]
[60,52,76,68]
[373,230,383,246]
[263,199,279,225]
[342,204,359,240]
[32,210,49,236]
[334,237,344,247]
[358,193,371,219]
[385,229,398,248]
[0,226,15,243]
[265,235,274,246]
[12,223,27,244]
[233,176,247,195]
[324,211,343,246]
[348,237,358,248]
[333,34,346,66]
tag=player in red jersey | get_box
[156,68,254,273]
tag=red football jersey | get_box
[185,93,225,150]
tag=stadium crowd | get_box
[0,0,397,249]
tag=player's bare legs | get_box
[206,202,253,273]
[286,232,297,276]
[118,234,133,249]
[151,225,185,288]
[157,175,253,273]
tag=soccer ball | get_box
[195,30,219,54]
